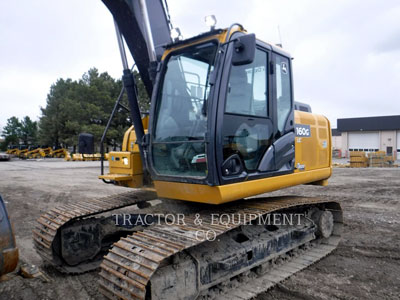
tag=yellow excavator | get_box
[33,1,342,299]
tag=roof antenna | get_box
[276,25,283,48]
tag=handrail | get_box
[100,86,127,176]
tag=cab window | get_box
[225,49,268,117]
[275,55,292,133]
[152,43,217,178]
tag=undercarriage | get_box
[33,192,342,299]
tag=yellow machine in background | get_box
[6,149,17,155]
[38,147,53,158]
[6,146,18,155]
[16,148,28,159]
[99,116,149,188]
[70,153,104,161]
[6,146,69,159]
[24,147,41,159]
[50,148,68,158]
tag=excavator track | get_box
[98,196,342,300]
[33,189,158,273]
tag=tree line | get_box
[0,116,38,150]
[1,68,149,151]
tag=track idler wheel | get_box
[312,210,334,238]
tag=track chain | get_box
[33,189,158,273]
[98,196,342,299]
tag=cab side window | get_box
[225,49,268,117]
[275,55,292,133]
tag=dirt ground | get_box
[0,158,399,300]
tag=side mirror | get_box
[232,33,256,66]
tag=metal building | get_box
[334,115,400,159]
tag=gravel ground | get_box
[0,158,399,300]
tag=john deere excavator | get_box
[33,1,342,299]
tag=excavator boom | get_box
[102,0,172,96]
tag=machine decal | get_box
[281,62,288,74]
[295,124,311,137]
[296,162,305,171]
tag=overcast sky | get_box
[1,0,399,130]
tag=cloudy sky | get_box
[1,0,399,130]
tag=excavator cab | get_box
[148,32,295,189]
[101,0,331,204]
[143,29,332,204]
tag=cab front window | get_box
[152,42,217,177]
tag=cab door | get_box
[216,46,273,184]
[216,44,294,185]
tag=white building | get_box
[334,115,400,159]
